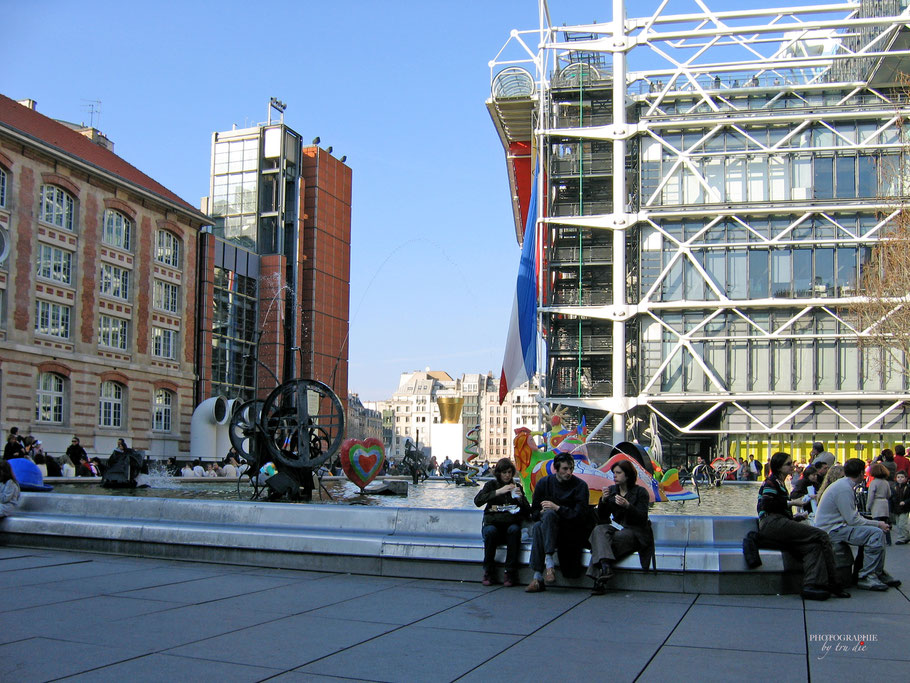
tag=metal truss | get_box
[490,0,910,449]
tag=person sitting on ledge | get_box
[814,458,901,592]
[525,452,591,593]
[587,459,653,595]
[473,457,530,587]
[0,460,20,519]
[757,451,848,601]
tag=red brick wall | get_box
[300,148,351,411]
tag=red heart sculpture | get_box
[340,437,386,490]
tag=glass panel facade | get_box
[211,266,257,399]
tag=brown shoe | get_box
[544,567,556,584]
[525,578,545,593]
[503,571,516,588]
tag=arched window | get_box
[39,185,75,230]
[98,381,124,428]
[155,230,181,267]
[153,390,173,432]
[36,372,65,423]
[102,209,131,250]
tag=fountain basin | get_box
[0,491,797,595]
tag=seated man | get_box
[814,457,901,591]
[525,452,591,593]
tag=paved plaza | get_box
[1,544,908,682]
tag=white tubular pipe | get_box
[190,396,229,462]
[215,399,239,463]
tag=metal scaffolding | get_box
[488,0,910,462]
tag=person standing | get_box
[473,458,530,587]
[525,453,591,593]
[893,445,910,477]
[890,470,910,544]
[867,463,893,545]
[814,458,900,591]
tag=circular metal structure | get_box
[228,399,265,466]
[259,379,345,470]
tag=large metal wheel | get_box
[228,399,265,465]
[260,379,345,470]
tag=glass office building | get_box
[488,0,910,462]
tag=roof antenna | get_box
[80,99,102,128]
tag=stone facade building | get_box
[0,95,209,458]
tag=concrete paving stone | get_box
[637,645,806,683]
[803,585,910,615]
[0,554,90,572]
[60,652,282,682]
[417,586,589,636]
[403,580,494,600]
[535,594,692,645]
[805,611,910,661]
[0,560,144,589]
[459,632,658,683]
[297,625,522,683]
[694,593,804,610]
[0,547,34,559]
[56,600,285,653]
[607,589,698,605]
[0,637,145,683]
[666,605,806,654]
[0,583,86,613]
[232,567,335,581]
[165,613,396,670]
[809,650,910,677]
[44,565,230,598]
[115,572,304,604]
[267,672,378,683]
[208,574,410,617]
[306,584,474,625]
[0,594,181,645]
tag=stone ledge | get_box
[0,493,800,594]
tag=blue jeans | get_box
[482,521,523,572]
[529,509,562,573]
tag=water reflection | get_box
[50,478,760,517]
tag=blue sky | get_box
[2,0,825,400]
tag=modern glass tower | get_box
[488,0,910,463]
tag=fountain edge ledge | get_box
[0,493,802,595]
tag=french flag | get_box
[499,163,539,404]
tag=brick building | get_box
[197,106,351,408]
[0,95,209,458]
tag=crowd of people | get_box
[474,441,908,600]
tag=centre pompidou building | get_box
[488,0,910,464]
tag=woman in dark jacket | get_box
[474,457,530,587]
[757,451,847,601]
[587,459,653,594]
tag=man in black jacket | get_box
[525,452,591,593]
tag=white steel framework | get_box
[488,0,910,462]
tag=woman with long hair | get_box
[587,459,653,595]
[473,458,530,587]
[0,459,20,518]
[757,451,848,601]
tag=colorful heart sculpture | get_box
[340,437,386,490]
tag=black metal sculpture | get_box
[228,378,345,500]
